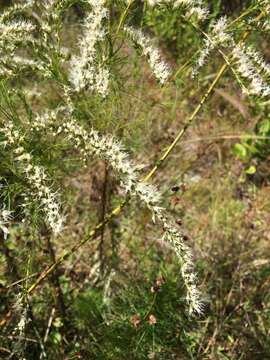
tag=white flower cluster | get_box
[125,177,202,314]
[69,0,110,96]
[23,163,64,234]
[0,3,35,63]
[28,106,141,192]
[0,207,12,240]
[244,46,270,81]
[157,211,203,315]
[0,20,35,45]
[132,181,203,314]
[128,179,203,314]
[0,1,41,80]
[212,16,231,43]
[0,1,34,23]
[44,0,56,12]
[59,117,141,192]
[193,16,231,76]
[190,11,270,99]
[30,108,59,132]
[177,0,208,21]
[257,0,270,31]
[30,108,155,204]
[124,26,171,84]
[232,44,270,98]
[0,55,46,79]
[0,121,64,234]
[144,0,209,21]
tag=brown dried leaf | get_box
[148,314,157,325]
[130,314,141,328]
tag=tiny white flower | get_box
[124,26,171,84]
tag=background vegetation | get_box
[0,0,270,359]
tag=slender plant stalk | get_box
[6,272,41,288]
[115,0,133,35]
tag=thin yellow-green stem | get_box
[228,0,266,28]
[116,0,133,35]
